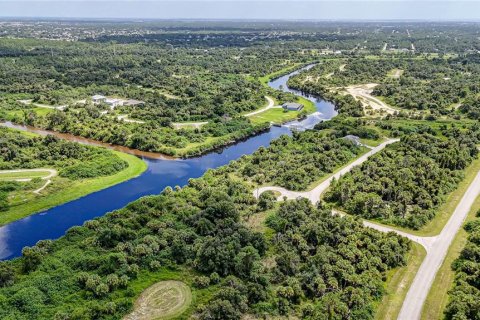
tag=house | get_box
[282,102,304,111]
[92,95,106,104]
[123,99,145,107]
[105,98,124,108]
[343,135,362,146]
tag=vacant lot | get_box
[124,281,192,320]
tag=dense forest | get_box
[238,131,364,190]
[326,133,478,229]
[445,210,480,319]
[0,155,410,319]
[2,20,480,319]
[0,128,127,178]
[287,56,480,118]
[0,37,308,156]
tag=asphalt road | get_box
[397,170,480,320]
[254,136,480,320]
[254,140,480,320]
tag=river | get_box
[0,64,337,260]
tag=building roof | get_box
[283,102,303,107]
[343,135,361,145]
[92,94,106,100]
[282,102,304,110]
[105,98,122,104]
[124,99,145,106]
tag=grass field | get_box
[0,170,51,180]
[249,96,316,125]
[387,68,404,78]
[125,280,192,320]
[0,151,147,225]
[375,242,426,320]
[6,107,54,118]
[121,268,217,320]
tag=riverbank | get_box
[0,63,337,261]
[1,68,314,159]
[0,151,147,226]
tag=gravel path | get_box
[253,139,398,203]
[244,96,280,117]
[0,168,57,194]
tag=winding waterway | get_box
[0,64,337,260]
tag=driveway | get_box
[244,96,281,117]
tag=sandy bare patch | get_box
[124,280,192,320]
[344,84,396,114]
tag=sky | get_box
[0,1,480,21]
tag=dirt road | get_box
[253,139,398,203]
[345,84,396,114]
[0,168,57,194]
[244,96,280,117]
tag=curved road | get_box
[0,168,58,194]
[345,84,396,115]
[254,139,398,203]
[244,96,280,117]
[254,136,480,320]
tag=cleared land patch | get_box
[124,280,192,320]
[0,169,57,193]
[345,83,396,114]
[388,68,404,78]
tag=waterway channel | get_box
[0,64,337,260]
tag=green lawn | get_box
[249,96,316,125]
[6,107,54,118]
[0,151,147,225]
[359,137,386,147]
[118,268,218,320]
[0,170,51,180]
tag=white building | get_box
[104,98,124,108]
[92,95,106,104]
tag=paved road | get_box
[254,136,480,320]
[253,139,398,203]
[397,170,480,320]
[244,96,281,117]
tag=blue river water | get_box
[0,65,337,260]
